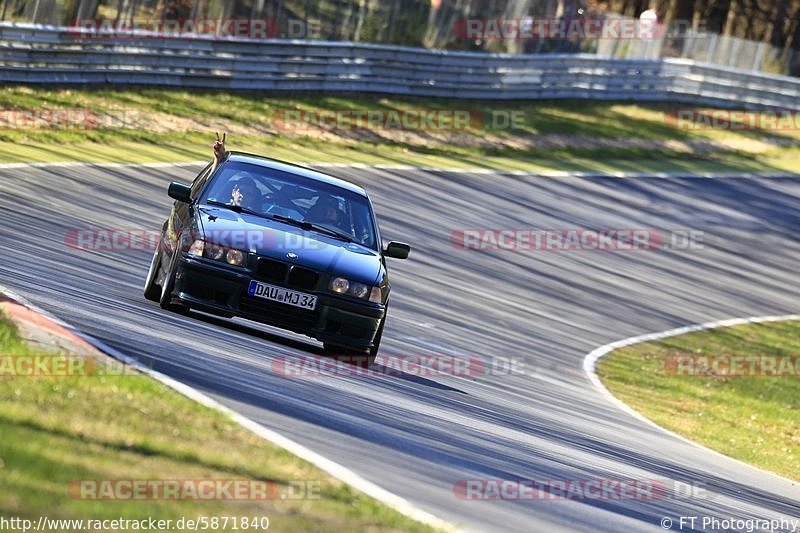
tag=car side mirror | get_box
[384,241,410,259]
[168,182,192,203]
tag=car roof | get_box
[225,152,367,196]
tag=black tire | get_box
[143,246,163,302]
[159,248,184,311]
[322,311,385,369]
[322,344,375,369]
[369,314,385,358]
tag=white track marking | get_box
[0,283,457,532]
[0,159,795,178]
[583,313,800,485]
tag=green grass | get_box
[597,320,800,480]
[0,87,798,173]
[0,313,436,532]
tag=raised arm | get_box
[212,131,228,169]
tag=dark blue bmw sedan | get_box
[143,152,410,366]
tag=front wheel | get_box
[369,314,385,357]
[323,313,385,368]
[323,344,375,369]
[159,249,185,311]
[143,246,163,302]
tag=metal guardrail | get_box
[1,22,798,109]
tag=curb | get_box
[0,284,457,532]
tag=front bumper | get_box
[171,255,385,350]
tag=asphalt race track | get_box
[1,163,799,532]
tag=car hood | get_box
[196,205,383,284]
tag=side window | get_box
[190,163,214,200]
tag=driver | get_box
[308,195,344,228]
[228,176,262,211]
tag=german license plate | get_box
[247,280,317,310]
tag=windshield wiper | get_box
[204,200,271,220]
[269,214,355,243]
[203,204,355,243]
[309,224,356,243]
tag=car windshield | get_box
[202,161,379,249]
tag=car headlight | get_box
[330,277,350,294]
[329,277,382,303]
[350,282,369,299]
[189,239,246,267]
[226,249,244,266]
[206,243,225,260]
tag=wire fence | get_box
[592,16,799,76]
